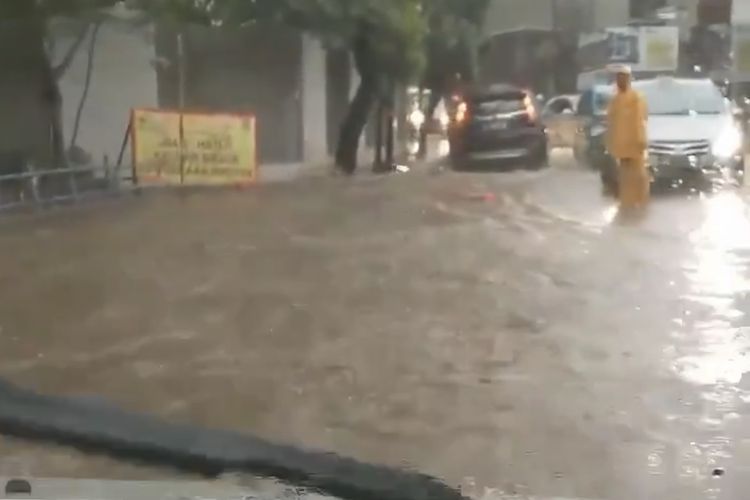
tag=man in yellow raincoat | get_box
[606,64,650,209]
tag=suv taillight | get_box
[519,112,537,126]
[455,101,468,123]
[523,95,537,125]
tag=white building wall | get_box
[734,0,750,22]
[301,35,328,165]
[53,18,158,168]
[592,0,630,29]
[54,20,329,171]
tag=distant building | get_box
[481,0,630,40]
[477,0,626,93]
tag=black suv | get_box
[448,84,548,169]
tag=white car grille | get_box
[648,140,710,156]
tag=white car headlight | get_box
[712,125,742,159]
[408,110,425,128]
[590,124,606,137]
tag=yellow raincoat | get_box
[606,89,649,208]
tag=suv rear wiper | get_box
[0,378,466,500]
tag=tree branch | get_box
[52,23,91,80]
[69,22,101,149]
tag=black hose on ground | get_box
[0,378,467,500]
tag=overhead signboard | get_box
[578,25,679,78]
[733,0,750,23]
[640,26,680,72]
[733,24,750,80]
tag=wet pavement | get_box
[2,153,750,499]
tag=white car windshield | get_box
[593,89,613,116]
[635,80,727,115]
[588,80,727,117]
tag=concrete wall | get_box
[301,35,328,165]
[156,23,329,166]
[156,23,303,164]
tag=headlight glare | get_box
[409,110,425,128]
[712,126,742,159]
[590,124,606,137]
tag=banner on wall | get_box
[131,109,257,186]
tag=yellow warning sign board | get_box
[131,109,257,186]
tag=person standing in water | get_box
[606,64,650,209]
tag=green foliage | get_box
[423,0,490,85]
[0,0,487,87]
[209,0,427,83]
[0,0,117,18]
[363,0,426,81]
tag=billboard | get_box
[578,25,679,75]
[733,1,750,23]
[733,24,750,80]
[638,26,680,72]
[131,109,257,186]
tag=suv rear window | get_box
[471,92,526,115]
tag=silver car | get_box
[601,77,745,192]
[542,94,580,149]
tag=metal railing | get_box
[0,161,136,212]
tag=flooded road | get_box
[2,159,750,500]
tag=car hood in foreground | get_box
[0,478,581,500]
[647,114,733,143]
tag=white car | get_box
[541,94,580,149]
[599,77,745,192]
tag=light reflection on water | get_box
[437,139,451,158]
[601,204,619,225]
[6,168,750,498]
[676,193,750,386]
[662,191,750,498]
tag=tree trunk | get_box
[385,106,394,165]
[44,46,67,168]
[335,74,376,173]
[70,22,101,149]
[53,22,90,80]
[0,2,66,168]
[335,29,378,174]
